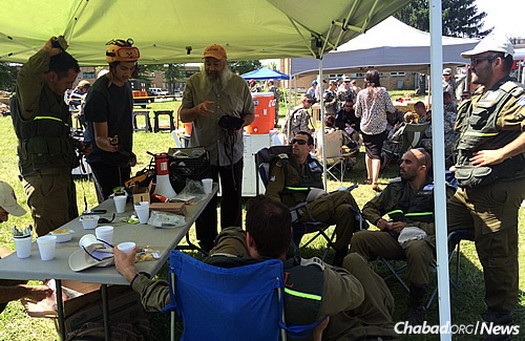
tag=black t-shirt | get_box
[84,76,133,166]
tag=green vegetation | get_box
[0,100,523,340]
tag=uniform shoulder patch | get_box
[300,257,325,271]
[501,81,518,93]
[277,153,289,160]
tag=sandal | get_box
[363,179,372,185]
[372,184,382,192]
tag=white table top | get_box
[0,187,215,285]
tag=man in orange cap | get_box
[84,39,140,201]
[180,44,255,252]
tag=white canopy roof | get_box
[290,16,479,75]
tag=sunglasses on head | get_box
[291,139,307,145]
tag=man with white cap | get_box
[0,181,52,313]
[448,34,525,332]
[442,67,456,102]
[180,44,254,252]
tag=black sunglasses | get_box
[470,56,496,66]
[291,139,308,145]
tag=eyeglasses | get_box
[470,56,495,66]
[291,139,308,145]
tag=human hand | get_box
[390,221,406,233]
[471,149,504,167]
[95,137,119,153]
[376,218,390,230]
[43,36,66,57]
[24,285,53,302]
[78,142,93,156]
[113,247,138,283]
[195,101,215,116]
[129,152,137,167]
[312,316,330,341]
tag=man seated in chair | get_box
[349,148,456,324]
[265,131,360,266]
[114,195,398,340]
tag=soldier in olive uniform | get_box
[448,35,525,329]
[11,37,84,236]
[265,131,360,266]
[350,149,456,324]
[114,196,398,340]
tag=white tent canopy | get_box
[290,16,479,75]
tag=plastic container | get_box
[246,92,274,134]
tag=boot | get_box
[481,309,513,341]
[332,248,348,267]
[407,285,427,325]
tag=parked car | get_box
[148,88,169,96]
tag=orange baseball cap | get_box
[203,44,227,60]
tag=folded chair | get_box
[163,250,323,341]
[378,229,475,310]
[315,129,358,182]
[381,122,430,169]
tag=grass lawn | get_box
[0,99,523,340]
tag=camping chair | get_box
[377,229,475,310]
[254,146,363,261]
[381,122,430,168]
[315,130,358,182]
[163,250,323,341]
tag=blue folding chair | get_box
[163,250,322,341]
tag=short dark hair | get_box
[295,131,314,145]
[246,196,292,258]
[48,52,80,78]
[443,91,451,99]
[414,101,426,110]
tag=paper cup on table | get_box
[202,178,213,194]
[95,226,114,247]
[37,235,57,261]
[134,201,150,224]
[113,195,127,213]
[80,215,99,230]
[14,235,32,259]
[117,242,136,254]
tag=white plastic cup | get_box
[117,242,136,254]
[95,226,114,246]
[79,234,98,249]
[80,215,99,230]
[36,235,57,261]
[14,235,32,259]
[202,178,213,194]
[134,201,150,224]
[113,195,127,213]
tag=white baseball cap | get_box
[0,181,26,216]
[461,35,514,58]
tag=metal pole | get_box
[55,280,66,341]
[429,1,452,340]
[318,59,328,190]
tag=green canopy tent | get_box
[0,0,411,65]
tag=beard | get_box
[205,66,233,91]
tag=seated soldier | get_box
[265,131,360,266]
[0,181,53,313]
[349,149,456,324]
[114,195,398,341]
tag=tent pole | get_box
[318,59,328,190]
[429,1,452,340]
